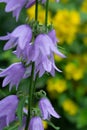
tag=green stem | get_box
[25,1,39,129]
[35,0,38,21]
[33,73,38,94]
[25,63,35,130]
[45,0,49,31]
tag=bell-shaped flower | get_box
[0,95,18,129]
[39,97,60,120]
[0,0,26,21]
[0,24,32,50]
[33,32,65,61]
[32,30,65,77]
[29,116,44,130]
[0,62,26,90]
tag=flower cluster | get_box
[0,24,65,90]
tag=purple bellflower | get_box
[33,34,64,59]
[0,24,32,50]
[32,30,65,77]
[0,95,18,129]
[39,97,60,120]
[33,29,65,60]
[29,116,44,130]
[0,62,25,90]
[0,0,26,21]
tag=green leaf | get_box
[17,96,26,125]
[4,122,19,130]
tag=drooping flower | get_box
[0,0,26,21]
[29,116,44,130]
[33,29,65,60]
[33,33,64,60]
[39,97,60,120]
[0,95,18,129]
[32,30,65,77]
[0,62,25,90]
[0,24,32,50]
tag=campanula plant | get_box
[0,0,65,130]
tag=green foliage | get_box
[17,96,26,125]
